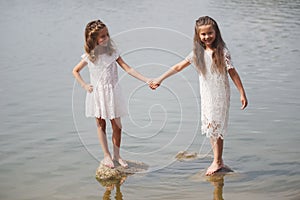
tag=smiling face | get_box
[97,27,109,46]
[198,25,216,49]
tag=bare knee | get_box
[112,124,122,133]
[111,118,122,133]
[96,118,106,131]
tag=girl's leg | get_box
[96,118,114,168]
[110,118,128,168]
[206,137,224,175]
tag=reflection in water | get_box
[207,175,225,200]
[96,160,148,199]
[97,176,127,200]
[1,0,299,199]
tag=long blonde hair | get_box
[84,20,115,62]
[193,16,226,75]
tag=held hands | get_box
[147,78,161,90]
[83,80,159,93]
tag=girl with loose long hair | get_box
[151,16,248,175]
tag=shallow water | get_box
[1,0,300,199]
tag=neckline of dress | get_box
[205,49,213,53]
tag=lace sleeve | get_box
[185,51,194,64]
[224,49,234,71]
[81,53,89,62]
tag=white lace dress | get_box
[81,49,127,119]
[185,49,234,139]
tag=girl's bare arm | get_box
[116,56,150,83]
[228,68,248,109]
[154,59,191,86]
[72,60,93,93]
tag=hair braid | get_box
[84,20,115,62]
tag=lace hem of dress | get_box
[86,113,128,120]
[202,120,225,140]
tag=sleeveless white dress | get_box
[81,49,127,119]
[185,49,234,139]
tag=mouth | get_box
[204,40,214,46]
[99,39,109,47]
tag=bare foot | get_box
[120,176,127,185]
[206,161,224,176]
[113,156,128,168]
[101,156,114,168]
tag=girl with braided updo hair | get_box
[150,16,248,175]
[73,19,151,168]
[84,20,115,61]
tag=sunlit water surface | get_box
[0,0,299,199]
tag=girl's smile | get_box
[198,25,216,49]
[97,27,109,46]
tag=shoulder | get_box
[107,43,120,60]
[223,47,231,56]
[223,48,234,70]
[109,49,120,62]
[81,53,89,62]
[223,47,233,62]
[109,41,120,58]
[185,51,194,63]
[114,48,120,58]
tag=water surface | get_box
[0,0,299,199]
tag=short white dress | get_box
[81,49,127,119]
[185,49,234,139]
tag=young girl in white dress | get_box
[150,16,248,175]
[73,20,150,168]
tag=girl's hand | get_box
[147,79,153,89]
[240,94,248,110]
[149,78,161,90]
[83,84,93,93]
[146,79,157,90]
[146,78,152,86]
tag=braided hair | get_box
[84,20,115,62]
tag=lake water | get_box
[1,0,299,199]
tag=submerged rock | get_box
[175,151,198,161]
[95,160,148,181]
[216,166,234,173]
